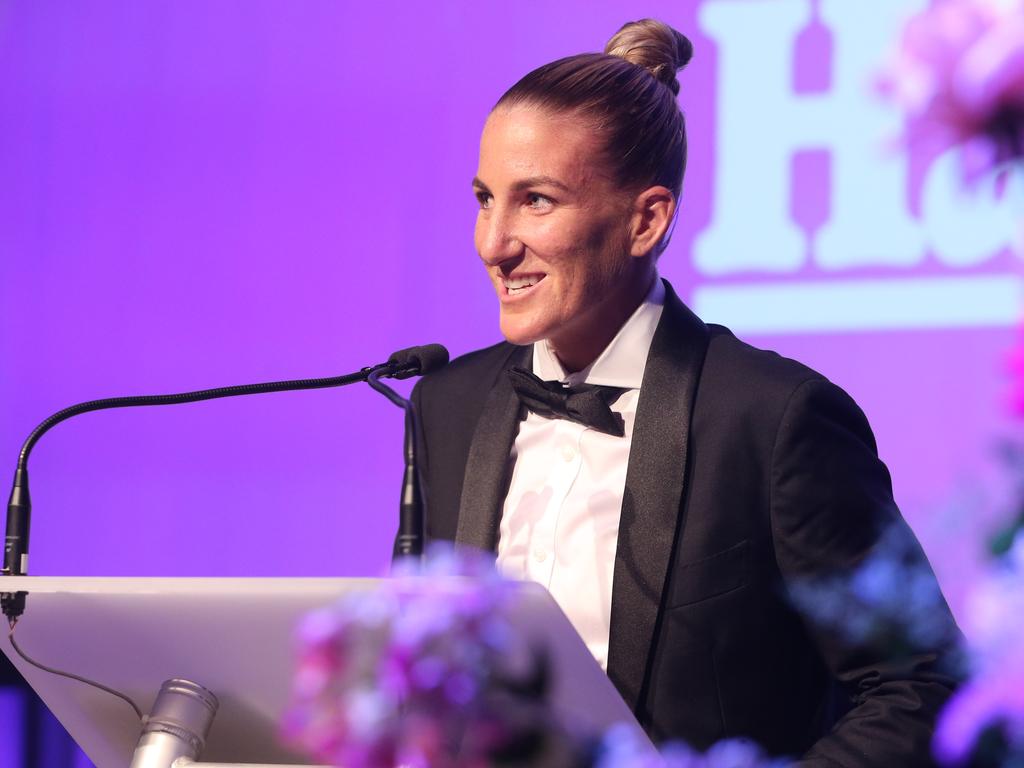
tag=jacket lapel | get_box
[606,281,710,712]
[455,344,531,551]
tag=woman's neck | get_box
[548,267,658,374]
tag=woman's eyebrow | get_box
[513,175,570,192]
[471,175,571,193]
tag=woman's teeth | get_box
[503,275,544,295]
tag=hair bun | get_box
[604,19,693,95]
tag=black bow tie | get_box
[507,366,627,437]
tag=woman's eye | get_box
[475,192,493,209]
[527,193,553,210]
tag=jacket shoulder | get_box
[697,323,877,456]
[703,323,827,400]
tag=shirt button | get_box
[561,444,576,462]
[533,548,548,563]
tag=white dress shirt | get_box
[496,278,665,669]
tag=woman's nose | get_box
[476,209,524,267]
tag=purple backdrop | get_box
[1,0,1017,630]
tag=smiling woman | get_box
[471,19,692,373]
[411,16,962,767]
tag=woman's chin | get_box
[499,315,550,347]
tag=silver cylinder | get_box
[129,679,219,768]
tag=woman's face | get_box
[473,105,642,361]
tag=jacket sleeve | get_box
[769,378,961,768]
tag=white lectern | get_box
[0,576,649,768]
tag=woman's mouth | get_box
[502,274,546,297]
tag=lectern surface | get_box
[0,576,644,768]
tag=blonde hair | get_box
[604,18,692,96]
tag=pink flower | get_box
[281,545,558,768]
[934,671,1024,764]
[933,532,1024,764]
[879,0,1024,182]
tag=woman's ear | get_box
[628,185,676,257]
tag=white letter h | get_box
[694,0,927,276]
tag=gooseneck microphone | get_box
[366,344,449,564]
[1,344,447,621]
[383,344,448,381]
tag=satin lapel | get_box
[455,344,531,552]
[607,281,711,712]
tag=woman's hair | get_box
[495,19,693,200]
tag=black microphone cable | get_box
[7,615,143,720]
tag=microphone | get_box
[366,344,450,564]
[385,344,449,380]
[1,345,447,622]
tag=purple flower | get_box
[878,0,1024,182]
[282,544,561,768]
[593,726,788,768]
[934,671,1024,764]
[788,523,957,653]
[933,531,1024,764]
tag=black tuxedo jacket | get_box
[411,281,959,766]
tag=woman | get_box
[415,19,960,766]
[473,19,689,374]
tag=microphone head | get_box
[388,344,450,378]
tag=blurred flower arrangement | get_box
[933,532,1024,766]
[878,0,1024,182]
[282,545,784,768]
[787,519,1024,767]
[594,726,786,768]
[281,546,560,768]
[788,522,962,658]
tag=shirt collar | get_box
[533,276,665,389]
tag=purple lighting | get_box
[1,3,1019,763]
